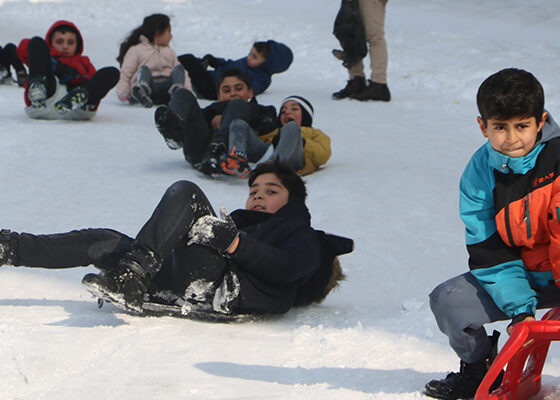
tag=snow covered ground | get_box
[1,0,560,398]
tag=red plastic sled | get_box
[475,307,560,400]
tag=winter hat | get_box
[280,95,314,127]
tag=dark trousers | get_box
[168,89,213,165]
[178,54,217,100]
[13,181,228,297]
[0,43,25,73]
[27,36,118,106]
[211,98,251,147]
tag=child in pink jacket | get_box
[116,14,191,108]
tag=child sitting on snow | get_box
[17,20,119,120]
[221,95,332,178]
[178,40,293,100]
[0,161,353,317]
[0,42,28,87]
[115,13,191,108]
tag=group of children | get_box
[3,11,560,400]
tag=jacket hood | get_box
[46,20,84,56]
[262,40,293,74]
[231,198,311,229]
[536,111,560,144]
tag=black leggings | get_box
[178,54,217,100]
[13,181,228,296]
[27,36,118,105]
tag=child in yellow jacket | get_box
[220,95,331,177]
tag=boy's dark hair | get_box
[248,160,307,201]
[252,41,270,59]
[477,68,545,126]
[50,24,81,54]
[216,67,252,90]
[117,14,170,65]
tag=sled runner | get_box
[475,307,560,400]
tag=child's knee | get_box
[165,180,204,200]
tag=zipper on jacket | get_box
[524,194,531,239]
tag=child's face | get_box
[477,112,547,157]
[245,173,290,214]
[218,77,253,102]
[51,31,78,55]
[154,27,172,47]
[247,46,266,68]
[279,101,302,126]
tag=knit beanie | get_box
[280,95,314,127]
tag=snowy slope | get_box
[1,0,560,399]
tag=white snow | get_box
[1,0,560,398]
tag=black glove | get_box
[201,54,220,69]
[188,208,238,253]
[507,312,535,331]
[52,60,79,83]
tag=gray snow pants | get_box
[429,271,560,363]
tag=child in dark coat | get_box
[17,20,119,120]
[154,68,279,175]
[178,40,293,100]
[0,161,353,317]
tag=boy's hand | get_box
[506,313,535,335]
[187,208,239,254]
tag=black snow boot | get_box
[0,229,17,266]
[155,105,185,150]
[423,331,502,400]
[332,76,365,100]
[82,244,161,313]
[352,79,391,102]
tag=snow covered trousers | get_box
[11,181,228,298]
[429,272,560,363]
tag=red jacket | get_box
[18,20,96,104]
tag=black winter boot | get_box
[82,244,162,313]
[423,331,502,400]
[155,105,185,150]
[0,229,17,266]
[352,80,391,102]
[332,76,365,100]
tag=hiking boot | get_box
[423,331,503,399]
[332,76,365,100]
[131,84,153,108]
[82,245,161,313]
[220,147,251,178]
[352,80,391,102]
[55,87,89,115]
[0,229,16,266]
[155,105,184,149]
[16,70,28,87]
[27,78,47,107]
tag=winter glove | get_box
[52,59,79,83]
[201,54,220,69]
[187,208,239,254]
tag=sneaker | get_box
[27,78,47,107]
[423,331,502,400]
[155,105,184,149]
[220,147,251,178]
[352,80,391,102]
[131,84,153,108]
[82,258,148,314]
[16,70,28,87]
[54,87,89,115]
[332,76,365,100]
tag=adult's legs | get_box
[271,121,305,170]
[8,228,133,270]
[178,54,217,100]
[358,0,388,83]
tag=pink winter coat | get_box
[116,35,192,101]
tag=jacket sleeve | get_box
[298,127,332,175]
[547,177,560,284]
[460,162,538,317]
[116,48,139,101]
[229,230,321,287]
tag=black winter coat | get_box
[228,200,353,314]
[203,97,279,135]
[333,0,367,69]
